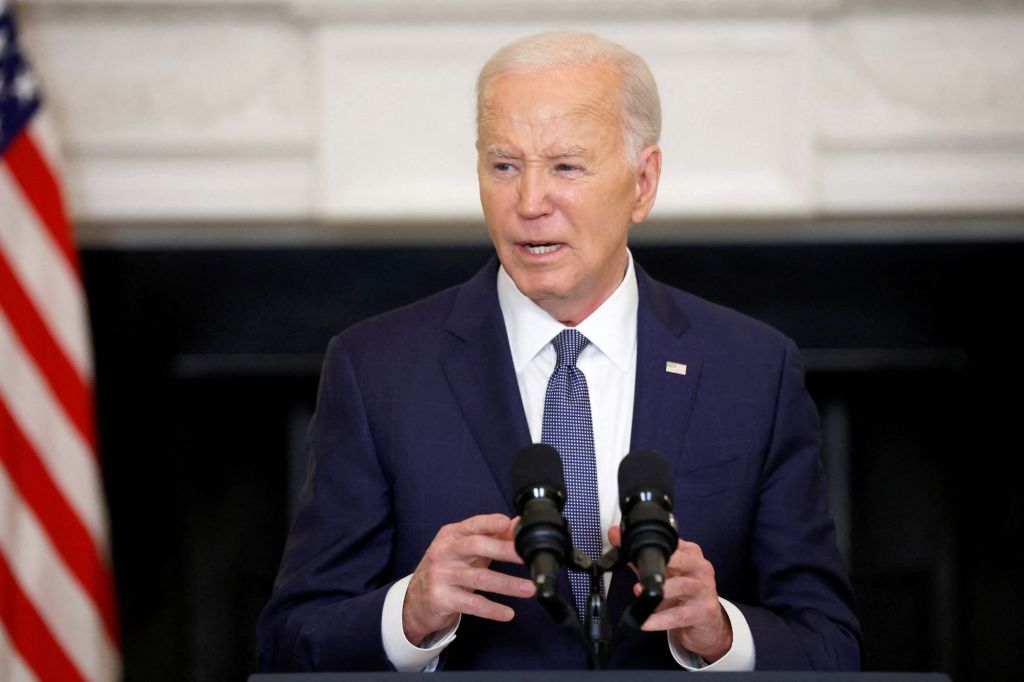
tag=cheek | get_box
[565,190,620,238]
[478,189,503,229]
[482,195,517,249]
[553,185,590,218]
[480,182,514,214]
[599,181,636,215]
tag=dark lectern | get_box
[250,673,950,682]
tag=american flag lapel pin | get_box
[665,361,687,376]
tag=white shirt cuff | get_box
[381,574,460,672]
[667,597,756,671]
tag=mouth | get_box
[520,242,562,255]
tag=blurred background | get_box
[5,0,1024,680]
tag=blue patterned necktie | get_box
[541,329,603,620]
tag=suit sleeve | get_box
[735,338,863,670]
[256,335,397,671]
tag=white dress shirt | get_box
[381,252,754,671]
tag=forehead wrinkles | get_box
[570,93,621,128]
[478,94,622,153]
[477,67,624,136]
[480,88,620,124]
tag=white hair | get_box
[476,31,662,168]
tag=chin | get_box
[510,273,570,302]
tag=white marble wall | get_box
[12,0,1024,242]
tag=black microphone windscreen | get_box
[511,443,564,494]
[618,448,672,506]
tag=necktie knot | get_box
[552,329,590,369]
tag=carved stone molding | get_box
[10,0,1024,236]
[816,11,1024,213]
[19,0,1024,20]
[19,0,846,21]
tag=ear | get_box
[630,145,662,224]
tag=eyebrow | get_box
[485,145,588,159]
[550,147,588,159]
[485,146,516,159]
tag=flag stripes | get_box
[0,400,118,642]
[0,160,92,381]
[0,312,105,543]
[0,551,87,682]
[0,467,119,681]
[2,131,79,273]
[0,620,41,682]
[0,252,97,450]
[1,5,121,679]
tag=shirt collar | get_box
[497,250,639,373]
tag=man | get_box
[257,31,861,671]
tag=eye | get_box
[555,163,582,174]
[493,162,515,174]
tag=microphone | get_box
[512,444,572,599]
[618,449,678,596]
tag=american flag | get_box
[1,2,121,680]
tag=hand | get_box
[403,513,536,646]
[609,526,732,662]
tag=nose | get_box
[516,166,551,219]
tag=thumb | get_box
[499,516,521,541]
[608,525,622,548]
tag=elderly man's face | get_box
[477,63,660,326]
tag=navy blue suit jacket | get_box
[256,259,861,671]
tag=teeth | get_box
[525,243,560,255]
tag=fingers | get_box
[408,563,534,631]
[627,538,718,632]
[402,513,534,644]
[436,512,524,561]
[448,533,524,565]
[444,513,515,539]
[619,536,732,661]
[449,589,517,623]
[433,515,523,565]
[665,540,714,584]
[638,576,718,631]
[642,580,733,662]
[607,525,622,547]
[441,563,535,600]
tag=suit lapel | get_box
[629,266,702,469]
[439,259,532,514]
[608,266,704,623]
